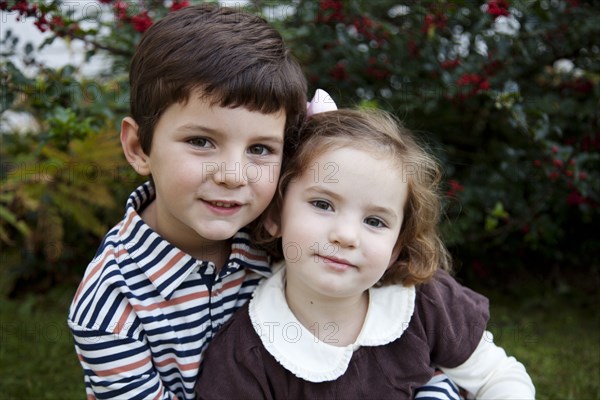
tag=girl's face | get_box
[273,146,409,301]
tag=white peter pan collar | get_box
[248,265,416,382]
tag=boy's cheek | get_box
[262,161,282,185]
[247,162,281,185]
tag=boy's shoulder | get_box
[68,183,157,321]
[67,214,137,326]
[83,182,155,274]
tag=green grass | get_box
[0,284,598,399]
[484,288,600,399]
[0,286,85,399]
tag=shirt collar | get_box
[119,182,271,300]
[249,265,415,382]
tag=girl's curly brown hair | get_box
[252,108,451,286]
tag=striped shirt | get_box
[415,370,463,400]
[68,182,271,400]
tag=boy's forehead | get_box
[184,88,288,119]
[157,94,286,139]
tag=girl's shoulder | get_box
[415,269,489,313]
[410,270,490,367]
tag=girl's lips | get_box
[317,255,356,271]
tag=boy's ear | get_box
[121,117,151,176]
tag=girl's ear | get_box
[263,208,281,238]
[121,117,151,176]
[388,239,403,268]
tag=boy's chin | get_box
[195,224,245,242]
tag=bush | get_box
[275,0,599,285]
[0,59,141,294]
[1,0,148,295]
[0,0,598,295]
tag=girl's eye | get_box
[187,137,211,148]
[364,217,386,228]
[311,200,333,211]
[247,145,272,156]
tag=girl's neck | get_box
[284,283,369,347]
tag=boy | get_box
[67,4,307,399]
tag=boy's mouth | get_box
[208,201,240,208]
[202,200,244,213]
[203,200,242,209]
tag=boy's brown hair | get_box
[256,109,451,286]
[129,4,307,155]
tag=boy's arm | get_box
[69,321,177,400]
[414,371,463,400]
[440,331,535,399]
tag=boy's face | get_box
[139,94,286,256]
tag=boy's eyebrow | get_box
[177,123,219,134]
[177,123,284,143]
[250,135,284,145]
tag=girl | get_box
[195,106,535,399]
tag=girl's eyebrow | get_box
[368,205,400,225]
[305,185,342,201]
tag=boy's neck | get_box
[140,200,231,269]
[284,283,369,347]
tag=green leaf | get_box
[493,202,509,219]
[485,216,498,232]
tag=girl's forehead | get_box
[304,147,403,182]
[305,141,400,167]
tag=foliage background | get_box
[0,0,598,397]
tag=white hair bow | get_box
[306,89,337,117]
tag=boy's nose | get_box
[214,159,247,188]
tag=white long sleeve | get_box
[441,331,535,399]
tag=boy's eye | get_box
[187,137,212,148]
[310,200,333,211]
[364,217,386,228]
[247,145,271,156]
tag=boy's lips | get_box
[202,199,244,215]
[205,200,241,208]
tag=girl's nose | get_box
[328,219,360,248]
